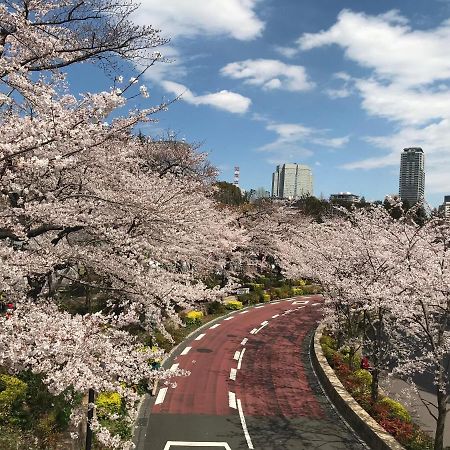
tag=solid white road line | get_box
[155,387,168,405]
[237,348,246,370]
[195,333,206,341]
[241,338,248,345]
[170,363,179,372]
[233,350,241,360]
[164,441,232,450]
[229,368,237,381]
[224,316,234,321]
[228,391,237,409]
[237,398,254,449]
[180,346,191,356]
[210,323,220,329]
[255,305,264,309]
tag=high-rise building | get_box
[442,195,450,218]
[399,147,425,205]
[271,163,313,199]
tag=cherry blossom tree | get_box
[0,1,244,447]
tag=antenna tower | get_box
[233,166,240,187]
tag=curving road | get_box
[134,296,366,450]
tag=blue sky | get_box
[70,0,450,206]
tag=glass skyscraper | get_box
[271,163,313,199]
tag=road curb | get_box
[311,323,406,450]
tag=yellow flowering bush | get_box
[96,392,122,418]
[262,293,271,302]
[184,310,204,325]
[225,300,243,310]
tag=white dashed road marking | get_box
[180,346,191,356]
[241,338,248,345]
[237,348,246,370]
[249,328,257,334]
[228,391,237,409]
[155,387,168,405]
[271,314,279,318]
[170,363,179,372]
[229,368,237,381]
[239,310,249,314]
[254,323,268,334]
[210,323,220,329]
[224,317,234,321]
[233,351,240,360]
[195,333,206,341]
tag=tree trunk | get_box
[85,388,95,450]
[434,388,448,450]
[371,367,379,402]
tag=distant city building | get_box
[442,195,450,218]
[399,147,425,205]
[271,163,313,199]
[330,192,361,203]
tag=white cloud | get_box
[312,136,350,148]
[273,45,298,58]
[161,80,251,114]
[257,120,349,165]
[221,59,314,92]
[298,9,450,87]
[133,0,264,41]
[266,123,313,141]
[355,79,450,125]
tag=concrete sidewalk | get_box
[382,378,450,448]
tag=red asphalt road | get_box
[151,296,324,420]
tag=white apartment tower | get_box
[399,147,425,205]
[271,163,313,199]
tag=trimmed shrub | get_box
[352,369,372,389]
[184,310,204,325]
[320,334,337,349]
[321,344,338,363]
[270,286,292,299]
[379,397,412,423]
[238,292,260,305]
[248,283,264,291]
[294,279,307,287]
[292,287,303,295]
[96,392,122,419]
[0,374,27,417]
[225,300,243,310]
[342,353,362,370]
[262,293,271,302]
[207,301,226,315]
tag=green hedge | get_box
[0,374,27,417]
